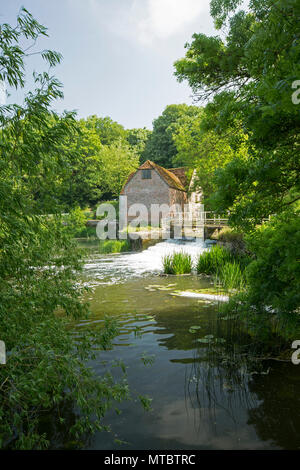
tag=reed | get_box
[215,261,246,292]
[162,251,192,274]
[196,245,233,275]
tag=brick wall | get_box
[122,169,186,224]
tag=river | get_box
[64,238,300,450]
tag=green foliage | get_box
[219,212,300,339]
[174,0,300,228]
[0,8,132,449]
[143,104,202,168]
[85,115,127,145]
[99,239,131,254]
[217,227,243,244]
[215,261,245,292]
[162,252,192,274]
[244,212,300,317]
[216,227,246,256]
[196,245,233,275]
[173,111,249,205]
[126,127,152,160]
[55,119,139,209]
[64,206,88,237]
[97,140,139,197]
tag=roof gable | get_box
[120,160,189,194]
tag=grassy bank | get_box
[99,239,131,253]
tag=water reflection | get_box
[64,241,300,450]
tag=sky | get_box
[1,0,216,129]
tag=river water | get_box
[69,238,300,450]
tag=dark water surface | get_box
[72,240,300,450]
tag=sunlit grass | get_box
[162,252,192,274]
[215,261,246,292]
[99,239,131,253]
[196,245,233,275]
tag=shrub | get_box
[99,239,131,253]
[94,200,119,220]
[162,252,192,274]
[217,227,244,243]
[244,212,300,317]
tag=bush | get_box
[220,212,300,340]
[162,252,192,274]
[217,227,246,256]
[196,245,233,275]
[99,239,131,253]
[94,200,119,220]
[244,212,300,317]
[217,227,244,243]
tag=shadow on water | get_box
[50,239,300,450]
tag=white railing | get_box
[162,211,229,227]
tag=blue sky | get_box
[1,0,215,129]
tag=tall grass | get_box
[162,252,192,274]
[197,245,249,293]
[99,239,131,254]
[215,261,246,292]
[196,245,233,275]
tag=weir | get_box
[83,237,209,283]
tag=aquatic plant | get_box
[196,245,233,275]
[162,252,192,274]
[99,239,131,253]
[215,261,246,292]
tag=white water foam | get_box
[83,238,209,283]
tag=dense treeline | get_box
[0,8,133,449]
[174,0,300,337]
[33,104,206,211]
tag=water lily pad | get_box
[189,325,202,333]
[196,338,212,343]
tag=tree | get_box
[126,127,151,161]
[224,212,300,339]
[0,8,130,449]
[142,104,202,167]
[85,115,126,145]
[57,119,104,208]
[99,140,139,198]
[174,0,300,228]
[172,109,249,205]
[174,0,300,328]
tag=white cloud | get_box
[103,0,210,47]
[132,0,206,45]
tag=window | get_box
[142,169,151,179]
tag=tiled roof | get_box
[140,160,187,191]
[167,167,188,188]
[120,160,189,194]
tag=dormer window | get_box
[142,169,151,179]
